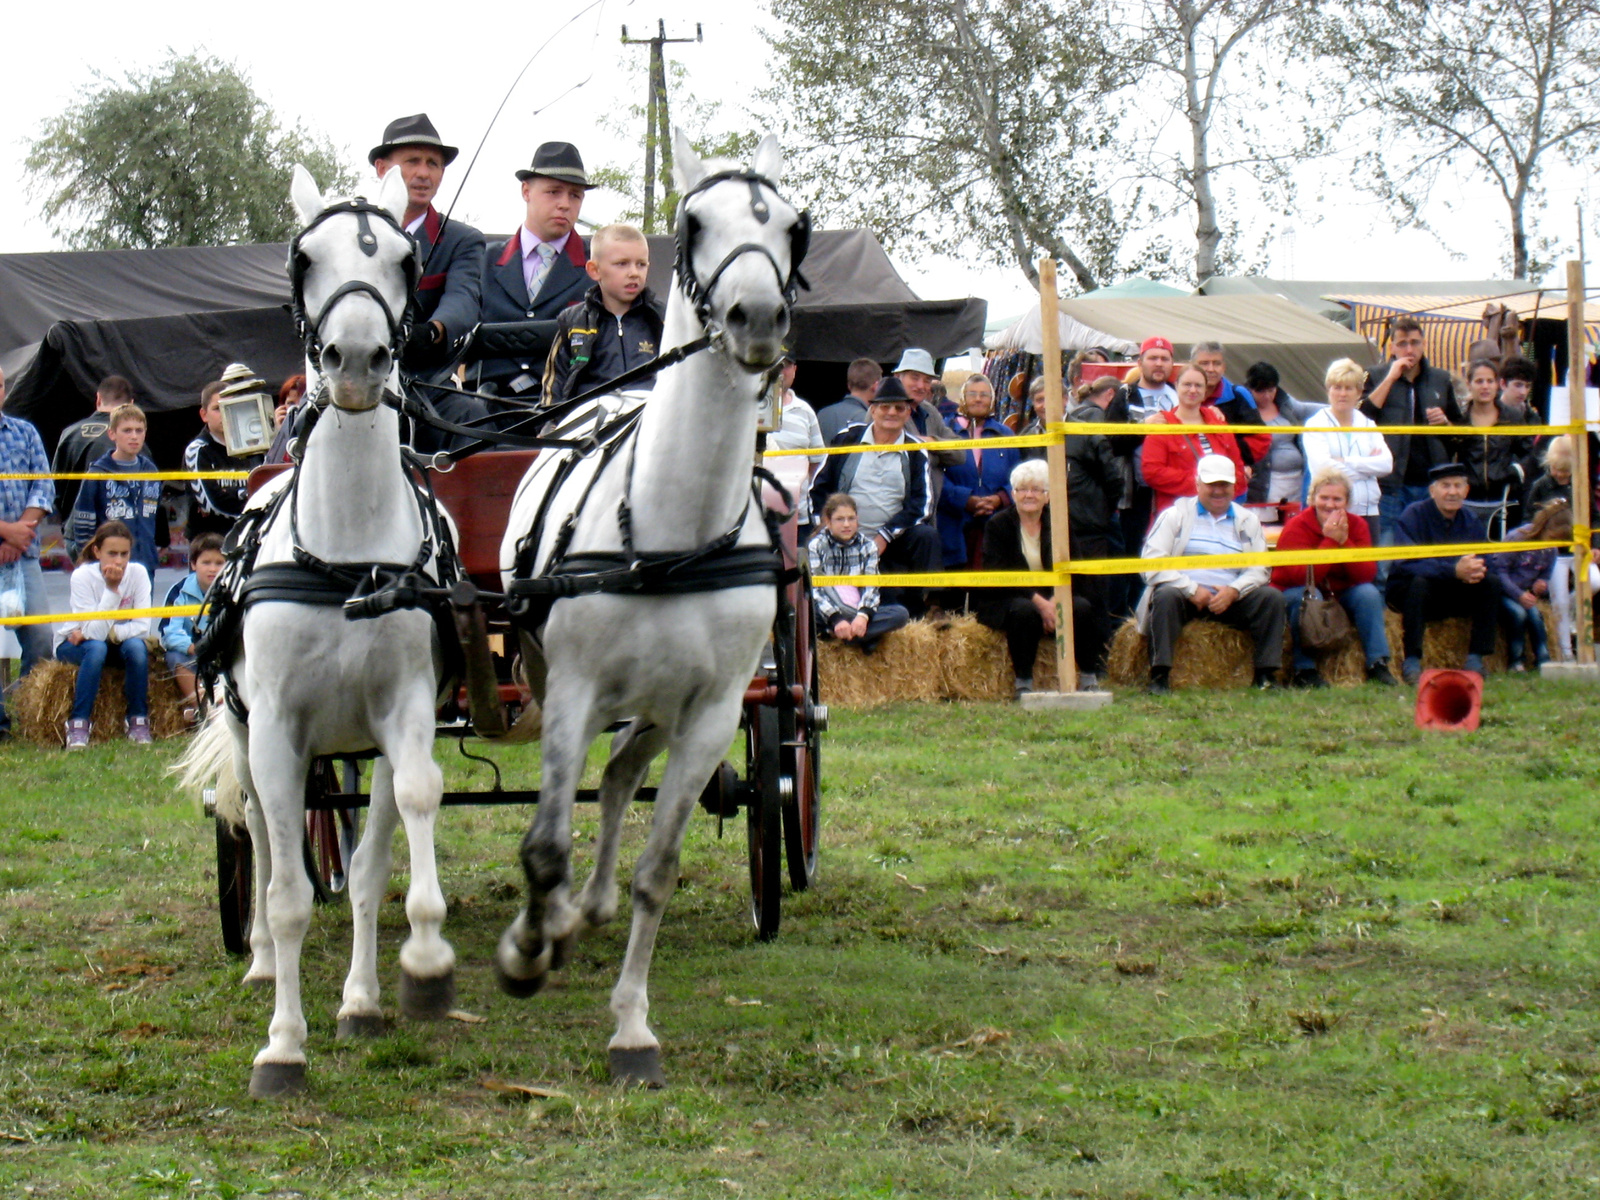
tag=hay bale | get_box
[1104,617,1256,689]
[937,615,1013,701]
[12,639,188,746]
[816,618,944,707]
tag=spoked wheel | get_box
[304,758,360,905]
[745,705,782,942]
[216,816,253,957]
[783,650,823,892]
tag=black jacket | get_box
[51,415,113,518]
[474,232,591,392]
[1064,402,1123,539]
[1360,357,1462,489]
[541,285,667,405]
[809,424,932,545]
[1455,402,1534,503]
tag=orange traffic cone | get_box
[1414,669,1482,732]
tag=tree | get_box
[764,0,1130,292]
[1309,0,1600,280]
[26,53,355,249]
[1112,0,1320,283]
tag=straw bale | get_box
[816,619,944,707]
[937,615,1014,701]
[13,639,188,746]
[1104,618,1256,689]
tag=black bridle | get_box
[288,198,419,372]
[672,168,811,337]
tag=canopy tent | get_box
[1080,277,1190,300]
[1198,276,1531,326]
[0,228,984,463]
[1323,289,1600,371]
[985,293,1372,402]
[984,307,1139,357]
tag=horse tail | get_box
[169,708,247,829]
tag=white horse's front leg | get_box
[248,729,315,1099]
[608,708,739,1088]
[570,720,667,947]
[384,721,454,1019]
[338,757,400,1036]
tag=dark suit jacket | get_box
[411,206,485,345]
[1360,357,1462,491]
[475,230,590,389]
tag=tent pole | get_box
[1568,261,1594,664]
[1038,259,1077,692]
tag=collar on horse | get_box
[289,197,419,373]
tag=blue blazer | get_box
[475,231,590,388]
[412,206,485,345]
[936,417,1020,567]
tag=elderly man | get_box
[0,366,54,741]
[1138,454,1285,693]
[891,347,962,447]
[476,141,596,398]
[1190,340,1268,467]
[809,375,940,617]
[1386,461,1503,683]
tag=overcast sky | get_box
[5,0,1596,323]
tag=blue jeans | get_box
[55,637,149,722]
[1500,596,1549,664]
[1,556,53,734]
[1281,581,1389,670]
[1376,485,1431,585]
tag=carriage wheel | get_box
[783,649,823,892]
[304,759,360,904]
[215,816,253,957]
[745,706,782,942]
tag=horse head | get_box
[287,165,415,411]
[671,132,809,371]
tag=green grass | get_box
[3,681,1600,1198]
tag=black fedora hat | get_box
[369,113,458,166]
[870,375,912,404]
[516,141,596,189]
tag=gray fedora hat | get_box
[516,141,596,188]
[369,113,459,166]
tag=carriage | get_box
[208,447,825,952]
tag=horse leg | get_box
[558,720,667,966]
[337,756,400,1037]
[385,722,454,1019]
[497,679,598,997]
[247,727,315,1098]
[232,743,275,989]
[608,717,734,1088]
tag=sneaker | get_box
[1253,669,1282,691]
[1401,657,1423,686]
[1463,653,1485,677]
[1509,661,1527,674]
[1147,667,1172,695]
[126,716,153,745]
[1366,660,1399,686]
[64,718,91,750]
[1291,668,1328,689]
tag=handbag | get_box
[0,559,23,620]
[1299,565,1353,651]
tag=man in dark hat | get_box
[369,114,485,385]
[809,375,941,617]
[1386,461,1503,684]
[475,141,597,398]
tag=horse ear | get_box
[751,135,783,185]
[376,166,409,225]
[290,165,324,225]
[672,127,706,195]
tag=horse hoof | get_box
[248,1061,307,1099]
[336,1014,390,1040]
[609,1046,665,1089]
[495,959,547,999]
[398,970,456,1020]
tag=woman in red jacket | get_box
[1271,464,1397,687]
[1141,365,1247,520]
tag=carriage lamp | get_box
[216,362,277,457]
[756,372,785,434]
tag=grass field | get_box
[2,681,1599,1199]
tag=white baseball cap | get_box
[1196,453,1236,484]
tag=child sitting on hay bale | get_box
[159,532,225,724]
[53,520,152,748]
[809,493,909,655]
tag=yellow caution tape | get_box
[814,539,1568,588]
[765,425,1069,457]
[0,603,201,628]
[0,471,250,481]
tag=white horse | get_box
[495,133,807,1086]
[178,165,454,1098]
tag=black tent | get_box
[0,229,985,464]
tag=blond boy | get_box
[541,224,666,405]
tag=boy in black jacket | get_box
[541,224,666,405]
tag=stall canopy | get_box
[986,293,1372,402]
[1,229,985,456]
[1323,288,1600,372]
[1198,276,1531,326]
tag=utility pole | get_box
[621,19,702,232]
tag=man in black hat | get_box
[1386,461,1503,684]
[475,141,596,398]
[809,375,941,617]
[369,114,484,379]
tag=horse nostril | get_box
[322,345,343,371]
[772,306,787,328]
[369,348,390,376]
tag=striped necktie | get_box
[527,241,557,298]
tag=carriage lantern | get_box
[215,362,277,457]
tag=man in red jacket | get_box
[1271,463,1398,687]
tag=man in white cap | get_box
[1136,453,1285,693]
[892,347,962,446]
